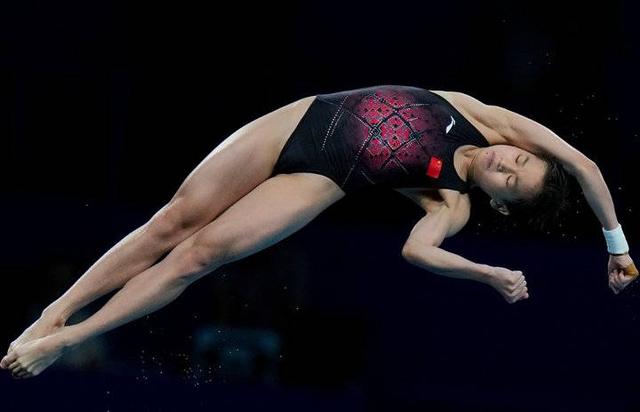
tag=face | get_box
[469,145,548,212]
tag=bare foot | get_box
[1,313,66,368]
[2,332,69,379]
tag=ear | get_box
[489,198,510,216]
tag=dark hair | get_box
[501,153,571,233]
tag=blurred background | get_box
[1,0,639,410]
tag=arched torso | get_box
[274,90,505,220]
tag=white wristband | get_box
[602,224,629,255]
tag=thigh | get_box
[174,172,346,276]
[167,95,317,229]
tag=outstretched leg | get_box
[3,95,317,355]
[3,172,345,378]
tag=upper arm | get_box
[401,202,470,255]
[447,91,595,174]
[495,106,596,174]
[393,188,434,212]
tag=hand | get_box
[487,266,529,304]
[608,253,638,294]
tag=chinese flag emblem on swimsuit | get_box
[426,156,443,179]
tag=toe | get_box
[13,369,28,379]
[2,353,18,369]
[9,361,22,372]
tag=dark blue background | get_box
[2,0,639,410]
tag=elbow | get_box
[573,158,598,176]
[559,153,598,176]
[402,241,422,263]
[585,159,598,170]
[402,241,437,264]
[401,243,415,262]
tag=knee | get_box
[146,198,192,243]
[173,236,229,278]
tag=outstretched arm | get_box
[494,105,637,290]
[497,106,617,226]
[448,91,620,227]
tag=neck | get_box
[463,147,481,188]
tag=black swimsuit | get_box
[270,85,490,194]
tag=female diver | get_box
[1,85,637,379]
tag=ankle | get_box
[41,307,69,327]
[58,324,86,349]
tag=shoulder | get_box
[429,90,492,114]
[395,188,471,238]
[429,90,510,145]
[438,189,471,237]
[422,190,471,240]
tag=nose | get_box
[497,157,514,173]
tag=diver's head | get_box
[467,144,571,231]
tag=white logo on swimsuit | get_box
[446,115,456,134]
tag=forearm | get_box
[61,260,190,346]
[43,223,167,322]
[573,164,620,231]
[404,245,493,284]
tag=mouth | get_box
[487,151,495,170]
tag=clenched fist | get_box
[487,266,530,304]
